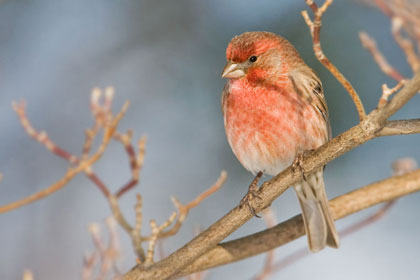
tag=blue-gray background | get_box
[0,0,419,279]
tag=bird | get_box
[221,31,339,252]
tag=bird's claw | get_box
[291,151,311,181]
[240,171,263,218]
[240,188,262,218]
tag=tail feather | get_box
[294,168,339,252]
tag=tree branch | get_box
[377,119,420,136]
[175,168,420,276]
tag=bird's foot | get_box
[240,171,263,218]
[291,150,313,181]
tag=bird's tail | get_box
[294,168,339,252]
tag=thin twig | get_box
[12,89,136,198]
[359,31,405,81]
[13,101,78,164]
[132,194,146,261]
[143,171,227,241]
[82,252,99,280]
[0,104,128,214]
[108,195,133,233]
[144,213,177,267]
[82,125,100,161]
[85,217,122,280]
[392,17,420,73]
[302,0,367,121]
[378,80,406,108]
[115,135,147,198]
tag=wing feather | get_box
[289,67,331,140]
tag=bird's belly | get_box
[224,94,326,176]
[225,112,295,175]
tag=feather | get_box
[289,67,331,141]
[294,168,339,252]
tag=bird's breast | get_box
[223,79,326,175]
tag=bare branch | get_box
[0,102,129,214]
[82,252,98,280]
[377,119,420,136]
[144,213,177,267]
[365,0,420,74]
[371,72,420,124]
[302,0,367,121]
[132,194,145,261]
[143,171,227,241]
[392,17,420,72]
[85,217,122,280]
[115,135,147,198]
[359,31,405,81]
[378,80,406,108]
[81,126,100,161]
[13,101,78,164]
[175,168,420,276]
[108,195,134,234]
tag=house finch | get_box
[221,31,339,252]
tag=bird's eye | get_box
[249,56,257,63]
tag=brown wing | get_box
[289,67,331,141]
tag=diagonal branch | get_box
[13,101,78,164]
[175,168,420,276]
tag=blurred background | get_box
[0,0,419,279]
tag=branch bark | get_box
[175,168,420,276]
[377,119,420,136]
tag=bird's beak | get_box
[221,62,245,79]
